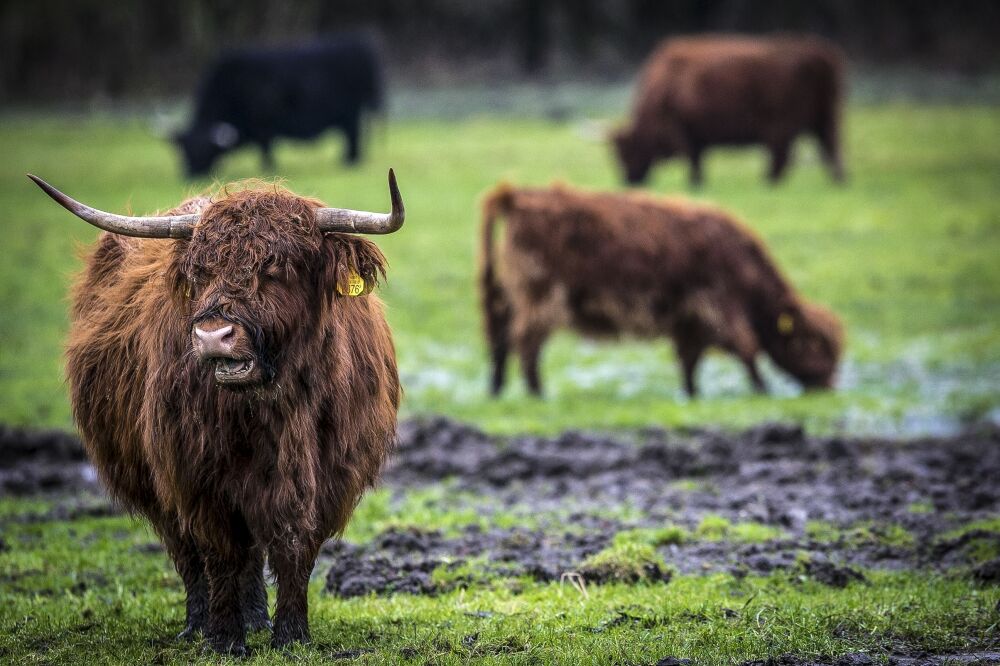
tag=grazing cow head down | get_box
[612,125,681,186]
[173,122,240,178]
[612,128,655,185]
[28,171,404,390]
[766,301,844,390]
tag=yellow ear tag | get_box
[777,313,795,335]
[337,271,366,297]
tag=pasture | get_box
[1,92,1000,664]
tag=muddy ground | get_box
[4,417,999,589]
[3,418,1000,663]
[322,417,1000,595]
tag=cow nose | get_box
[194,325,235,357]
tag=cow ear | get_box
[777,312,795,335]
[320,235,387,301]
[776,299,805,335]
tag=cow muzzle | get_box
[192,321,261,386]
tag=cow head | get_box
[612,122,686,185]
[173,122,240,178]
[28,171,404,389]
[766,300,843,390]
[612,127,656,185]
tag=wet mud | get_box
[323,524,613,597]
[3,417,999,663]
[315,417,1000,598]
[3,417,999,592]
[0,425,96,496]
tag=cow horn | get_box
[27,175,197,239]
[315,168,405,234]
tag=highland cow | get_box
[613,35,846,187]
[29,171,404,655]
[480,183,842,397]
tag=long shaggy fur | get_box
[66,182,399,653]
[614,34,846,186]
[479,183,843,397]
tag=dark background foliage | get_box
[2,0,998,102]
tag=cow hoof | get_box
[272,636,310,650]
[208,638,248,658]
[271,624,310,649]
[177,623,202,641]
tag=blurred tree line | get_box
[1,0,997,102]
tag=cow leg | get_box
[743,356,766,394]
[160,526,208,640]
[484,285,512,397]
[675,338,705,398]
[239,544,271,633]
[259,140,275,172]
[269,537,322,648]
[723,312,767,394]
[687,144,704,188]
[516,327,549,397]
[343,113,361,165]
[201,516,251,656]
[767,139,792,183]
[816,118,845,183]
[490,337,509,397]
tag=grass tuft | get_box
[577,543,673,585]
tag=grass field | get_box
[2,491,999,665]
[1,95,1000,664]
[2,102,1000,435]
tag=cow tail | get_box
[479,185,515,396]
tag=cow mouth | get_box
[213,358,256,384]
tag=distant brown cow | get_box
[30,172,404,655]
[479,183,842,397]
[613,35,846,187]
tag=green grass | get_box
[2,104,999,434]
[695,515,787,544]
[805,521,917,549]
[343,486,530,544]
[613,526,690,548]
[577,542,672,584]
[1,508,998,665]
[2,97,1000,663]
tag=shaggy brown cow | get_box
[613,35,846,187]
[480,183,842,397]
[29,172,404,655]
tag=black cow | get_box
[174,35,383,177]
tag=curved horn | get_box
[315,168,404,234]
[26,174,197,239]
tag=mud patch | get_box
[0,425,95,496]
[3,417,999,595]
[320,419,1000,596]
[798,560,866,588]
[972,559,1000,585]
[323,525,610,597]
[360,418,1000,579]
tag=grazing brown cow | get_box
[479,183,842,397]
[613,35,846,187]
[29,172,404,655]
